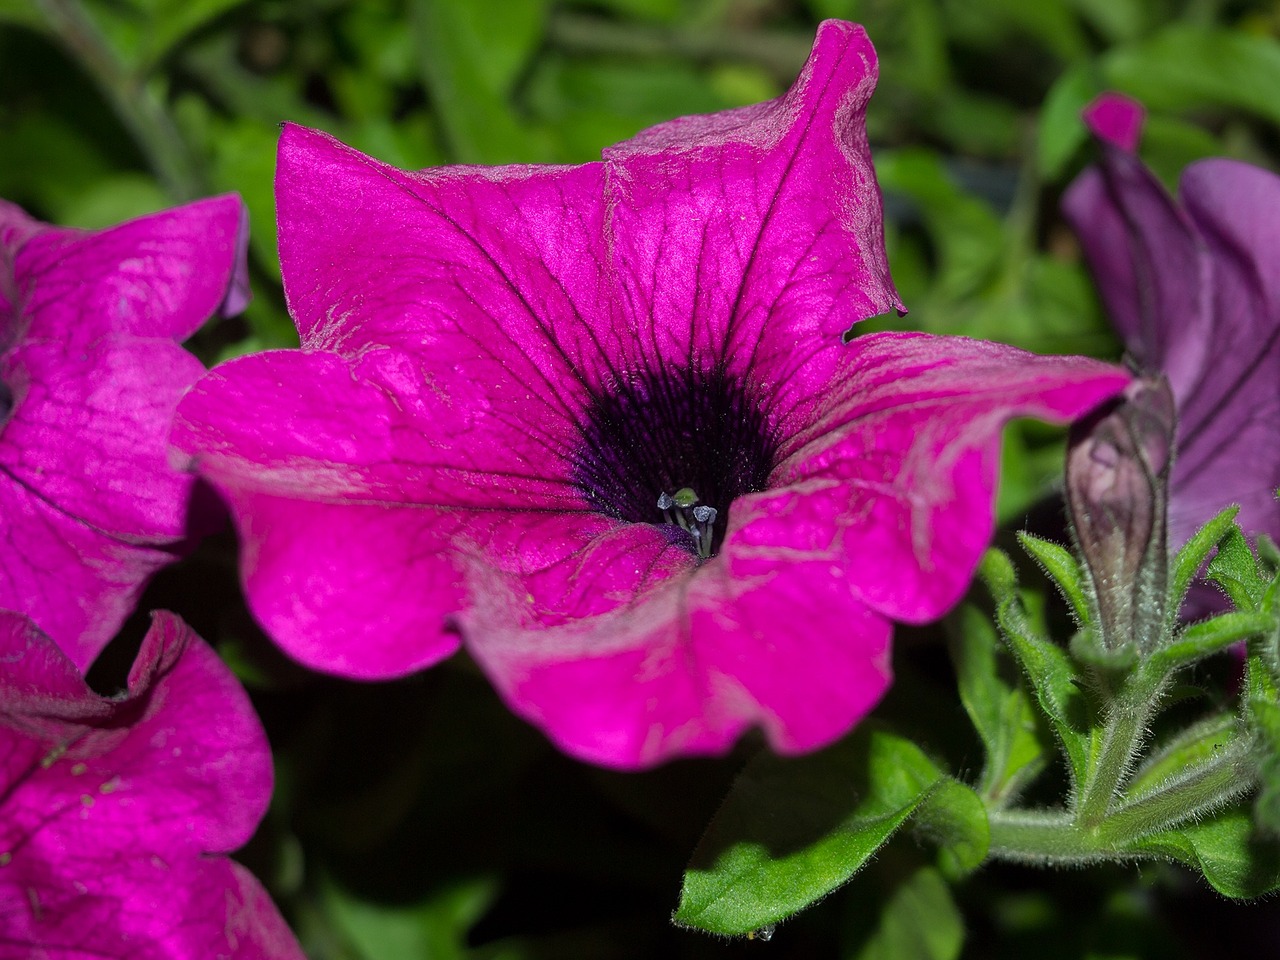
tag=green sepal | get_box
[849,867,964,960]
[1170,505,1239,606]
[946,605,1049,807]
[1206,526,1268,610]
[980,550,1092,792]
[673,728,952,937]
[1126,712,1240,799]
[912,777,990,878]
[1017,532,1091,626]
[1147,611,1273,676]
[1127,803,1280,898]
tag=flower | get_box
[171,20,1128,768]
[1063,93,1280,552]
[0,609,303,959]
[0,196,249,671]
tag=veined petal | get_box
[1170,159,1280,546]
[601,20,902,391]
[0,481,175,672]
[1062,107,1212,399]
[172,345,582,511]
[1,337,206,539]
[0,611,271,858]
[462,528,892,769]
[5,195,247,344]
[217,489,620,678]
[0,844,301,960]
[276,124,610,400]
[743,332,1129,622]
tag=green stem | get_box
[1074,668,1165,826]
[35,0,203,200]
[987,809,1111,865]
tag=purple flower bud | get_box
[1066,376,1176,650]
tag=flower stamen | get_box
[658,489,720,559]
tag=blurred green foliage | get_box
[7,0,1280,957]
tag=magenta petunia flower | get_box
[171,20,1128,768]
[0,195,249,671]
[1063,93,1280,551]
[0,609,303,959]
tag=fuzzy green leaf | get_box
[947,605,1048,807]
[981,550,1091,791]
[1128,805,1280,898]
[913,777,990,878]
[674,728,946,937]
[850,867,964,960]
[1017,532,1091,626]
[1206,527,1268,611]
[1170,506,1239,606]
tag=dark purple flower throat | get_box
[571,365,779,558]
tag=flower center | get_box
[571,365,778,559]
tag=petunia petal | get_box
[0,611,299,959]
[601,20,902,395]
[7,194,248,344]
[1169,159,1280,546]
[276,123,611,397]
[1,337,206,540]
[462,524,893,769]
[172,346,581,511]
[1062,107,1211,401]
[0,611,271,858]
[747,332,1129,623]
[0,481,176,672]
[0,853,301,960]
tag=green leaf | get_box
[946,605,1048,807]
[674,728,946,937]
[410,0,551,163]
[849,867,964,960]
[1206,526,1268,611]
[912,777,990,877]
[322,875,500,960]
[1017,532,1090,627]
[1170,505,1239,608]
[1129,804,1280,898]
[1148,612,1272,676]
[1104,25,1280,130]
[980,550,1092,791]
[1036,63,1097,180]
[1127,713,1240,800]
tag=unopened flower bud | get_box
[1066,376,1176,652]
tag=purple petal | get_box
[0,610,300,958]
[6,195,247,343]
[1168,159,1280,546]
[601,20,902,399]
[0,853,301,960]
[1,337,206,539]
[1062,146,1210,396]
[0,481,175,672]
[462,525,892,768]
[276,123,609,400]
[1,196,250,665]
[172,346,580,511]
[744,332,1130,622]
